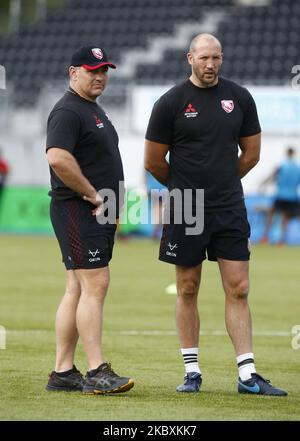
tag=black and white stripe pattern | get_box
[183,353,198,365]
[236,353,256,381]
[180,347,201,374]
[237,358,254,368]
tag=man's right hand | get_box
[47,148,102,213]
[83,192,103,216]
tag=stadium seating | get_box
[136,0,300,85]
[1,0,299,106]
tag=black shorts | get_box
[274,199,300,218]
[159,209,251,266]
[50,198,117,270]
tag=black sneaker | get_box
[45,365,85,392]
[238,373,288,396]
[82,362,134,395]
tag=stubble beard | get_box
[195,69,218,88]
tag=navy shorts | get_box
[274,198,300,218]
[50,198,117,270]
[159,208,251,267]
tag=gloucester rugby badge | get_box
[92,48,103,59]
[221,100,234,113]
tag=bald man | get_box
[144,34,287,396]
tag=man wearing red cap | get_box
[45,46,134,394]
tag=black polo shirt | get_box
[46,89,124,208]
[146,77,261,211]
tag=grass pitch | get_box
[0,235,299,421]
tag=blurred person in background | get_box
[260,147,300,244]
[0,148,9,211]
[144,33,287,396]
[45,46,134,395]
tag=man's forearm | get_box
[239,153,259,179]
[146,161,169,186]
[51,155,96,198]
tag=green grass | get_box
[0,236,299,420]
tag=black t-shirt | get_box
[46,90,124,208]
[146,77,261,211]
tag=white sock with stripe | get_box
[181,347,201,375]
[237,352,256,381]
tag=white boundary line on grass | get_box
[6,329,291,337]
[120,330,291,336]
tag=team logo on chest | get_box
[221,100,234,113]
[184,103,198,118]
[93,114,104,129]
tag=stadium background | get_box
[0,0,299,422]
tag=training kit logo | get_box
[166,242,178,257]
[184,103,198,118]
[93,114,104,128]
[221,100,234,113]
[92,48,103,59]
[88,249,101,262]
